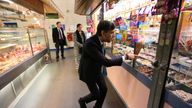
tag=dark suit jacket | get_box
[52,27,67,45]
[78,35,122,83]
[75,30,86,54]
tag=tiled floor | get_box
[14,49,126,108]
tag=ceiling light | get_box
[33,17,37,21]
[1,0,13,4]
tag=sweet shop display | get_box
[182,0,192,10]
[104,0,162,78]
[137,66,153,76]
[187,81,192,88]
[167,10,192,86]
[172,90,192,102]
[178,12,192,54]
[168,71,192,84]
[112,44,134,55]
[163,1,192,106]
[138,47,156,62]
[105,0,192,107]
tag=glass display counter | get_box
[0,28,49,89]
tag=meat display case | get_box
[0,28,49,90]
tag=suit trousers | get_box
[81,74,107,108]
[55,40,65,58]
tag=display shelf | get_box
[0,4,22,14]
[0,15,26,21]
[179,50,192,56]
[169,64,192,78]
[137,55,155,63]
[168,73,192,85]
[142,52,156,57]
[108,54,192,108]
[0,48,48,90]
[0,28,18,32]
[107,53,152,88]
[122,61,152,88]
[182,5,192,11]
[164,84,192,108]
[0,43,16,50]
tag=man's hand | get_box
[125,53,137,60]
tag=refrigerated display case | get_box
[27,28,47,55]
[0,28,49,90]
[0,1,51,108]
[0,28,32,74]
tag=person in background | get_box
[52,21,67,62]
[78,20,135,108]
[74,23,86,63]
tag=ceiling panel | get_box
[74,0,104,15]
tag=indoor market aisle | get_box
[13,49,126,108]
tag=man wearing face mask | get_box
[52,22,67,62]
[78,20,134,108]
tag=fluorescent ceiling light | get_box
[1,0,14,4]
[33,17,37,21]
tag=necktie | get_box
[58,29,63,40]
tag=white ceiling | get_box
[42,0,87,32]
[51,0,75,16]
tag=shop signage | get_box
[45,13,58,19]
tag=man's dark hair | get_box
[56,21,61,25]
[96,20,115,36]
[77,23,82,28]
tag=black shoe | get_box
[62,56,65,59]
[93,106,101,108]
[78,98,87,108]
[56,58,59,62]
[93,103,102,108]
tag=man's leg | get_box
[60,43,65,59]
[79,82,100,108]
[55,43,59,61]
[94,75,107,108]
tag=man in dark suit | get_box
[78,20,134,108]
[52,22,67,61]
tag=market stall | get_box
[103,0,192,108]
[104,0,161,107]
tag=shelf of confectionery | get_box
[104,1,192,107]
[107,39,192,108]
